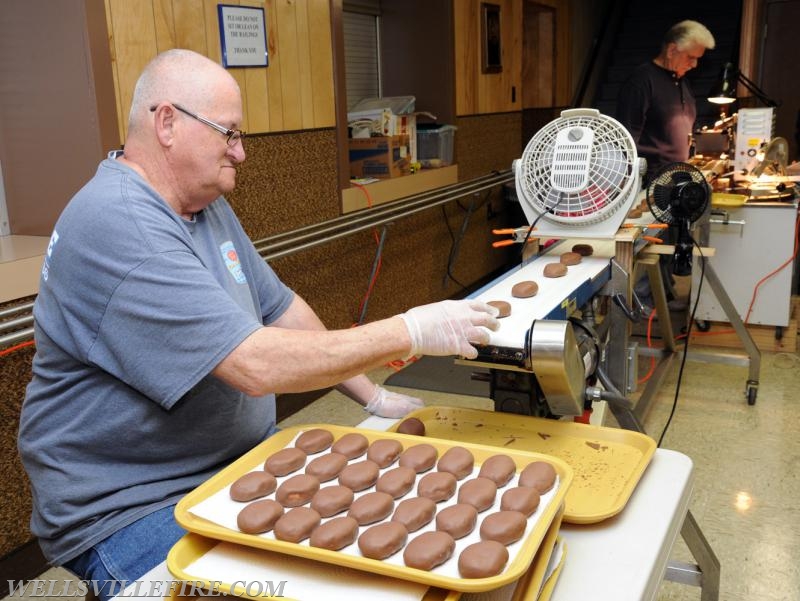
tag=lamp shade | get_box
[708,62,737,105]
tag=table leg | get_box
[664,510,721,601]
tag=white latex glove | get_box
[364,385,425,419]
[399,299,500,359]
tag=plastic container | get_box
[417,124,457,166]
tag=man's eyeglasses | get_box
[150,103,245,147]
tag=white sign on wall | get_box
[217,4,268,68]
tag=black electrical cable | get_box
[657,234,706,447]
[441,191,489,289]
[517,192,565,262]
[354,225,389,325]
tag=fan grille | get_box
[646,162,709,225]
[516,112,638,226]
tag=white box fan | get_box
[513,108,646,239]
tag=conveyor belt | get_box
[470,238,615,349]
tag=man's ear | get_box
[665,42,678,59]
[152,104,177,148]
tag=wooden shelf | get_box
[341,165,458,213]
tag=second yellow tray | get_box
[164,505,565,601]
[390,406,655,524]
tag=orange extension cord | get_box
[0,340,35,357]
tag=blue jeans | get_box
[63,505,186,601]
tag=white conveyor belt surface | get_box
[471,238,616,348]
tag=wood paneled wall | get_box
[103,0,336,141]
[454,0,522,116]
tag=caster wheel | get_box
[747,387,757,406]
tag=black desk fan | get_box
[645,163,710,275]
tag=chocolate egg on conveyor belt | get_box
[543,263,568,278]
[511,280,538,298]
[487,300,511,318]
[571,243,594,256]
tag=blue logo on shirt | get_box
[220,241,247,285]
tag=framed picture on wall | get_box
[481,3,502,73]
[217,4,269,68]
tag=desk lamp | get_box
[707,62,778,108]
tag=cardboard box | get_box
[348,110,419,162]
[349,135,411,179]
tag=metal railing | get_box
[0,170,514,349]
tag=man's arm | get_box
[263,295,389,405]
[212,296,498,398]
[616,80,649,144]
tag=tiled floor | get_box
[5,344,799,601]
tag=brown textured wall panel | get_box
[0,335,35,557]
[229,130,341,238]
[455,112,524,178]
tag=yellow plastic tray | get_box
[529,538,566,601]
[165,506,566,601]
[390,407,655,524]
[711,192,748,208]
[165,532,460,601]
[506,504,565,601]
[174,424,573,593]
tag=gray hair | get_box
[663,20,716,51]
[127,49,238,134]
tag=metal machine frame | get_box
[465,227,727,600]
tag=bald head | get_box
[128,49,240,136]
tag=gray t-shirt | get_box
[18,157,294,565]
